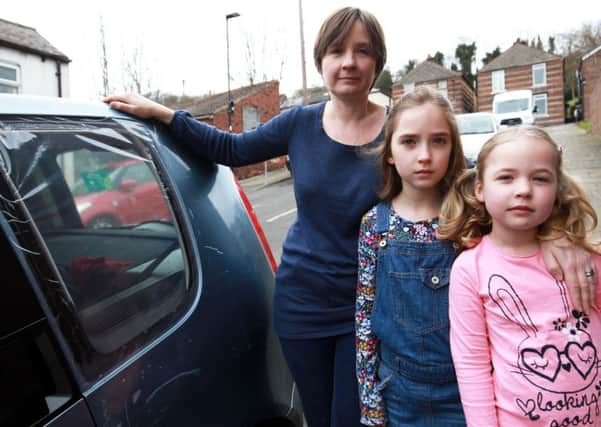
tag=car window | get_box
[0,229,75,426]
[0,116,191,382]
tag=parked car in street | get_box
[73,158,171,228]
[456,112,500,163]
[0,94,302,427]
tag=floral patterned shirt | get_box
[356,204,439,426]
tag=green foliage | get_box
[482,47,501,66]
[455,42,477,86]
[427,51,445,66]
[548,36,556,54]
[374,68,393,96]
[578,120,591,132]
[405,60,417,74]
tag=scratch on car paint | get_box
[203,245,223,255]
[9,236,40,255]
[145,369,201,404]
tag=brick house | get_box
[391,60,475,113]
[477,42,564,126]
[579,44,601,136]
[0,18,70,96]
[168,80,285,179]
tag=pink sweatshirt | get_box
[450,236,601,427]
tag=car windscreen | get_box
[494,98,529,113]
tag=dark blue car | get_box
[0,95,303,426]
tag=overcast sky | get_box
[4,0,600,100]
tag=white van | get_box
[492,89,536,127]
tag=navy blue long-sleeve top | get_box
[171,102,382,338]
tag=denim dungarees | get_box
[371,203,465,426]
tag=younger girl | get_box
[438,126,601,426]
[355,86,467,426]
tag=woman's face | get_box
[320,20,376,100]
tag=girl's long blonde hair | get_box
[438,126,599,252]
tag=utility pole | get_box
[298,0,308,105]
[226,12,240,132]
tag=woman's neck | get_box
[327,95,372,121]
[322,98,385,146]
[391,188,442,222]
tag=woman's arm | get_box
[105,93,293,166]
[355,211,386,426]
[449,259,499,427]
[540,238,597,313]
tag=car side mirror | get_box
[118,179,137,192]
[532,105,538,113]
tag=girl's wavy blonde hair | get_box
[379,86,466,202]
[438,126,599,252]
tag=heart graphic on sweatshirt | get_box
[520,345,561,382]
[565,341,597,379]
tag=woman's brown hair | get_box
[313,7,386,87]
[378,86,466,202]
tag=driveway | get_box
[547,123,601,237]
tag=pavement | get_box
[239,166,292,191]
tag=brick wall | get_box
[391,78,475,113]
[582,50,601,122]
[477,59,565,125]
[201,81,286,179]
[591,76,601,137]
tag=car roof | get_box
[0,94,133,119]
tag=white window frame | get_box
[533,93,548,116]
[404,83,415,94]
[0,61,20,94]
[532,63,546,87]
[438,80,448,98]
[492,70,505,93]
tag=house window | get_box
[243,106,259,131]
[533,93,548,115]
[0,62,20,94]
[532,63,546,86]
[404,83,415,94]
[438,80,448,98]
[492,70,505,93]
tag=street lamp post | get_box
[226,12,240,132]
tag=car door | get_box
[0,218,95,427]
[0,111,302,427]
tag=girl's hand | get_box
[103,93,175,125]
[541,237,597,313]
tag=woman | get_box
[107,8,386,426]
[105,7,595,426]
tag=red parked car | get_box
[74,159,171,228]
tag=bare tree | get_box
[557,21,601,99]
[99,16,110,96]
[121,44,153,94]
[241,30,287,87]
